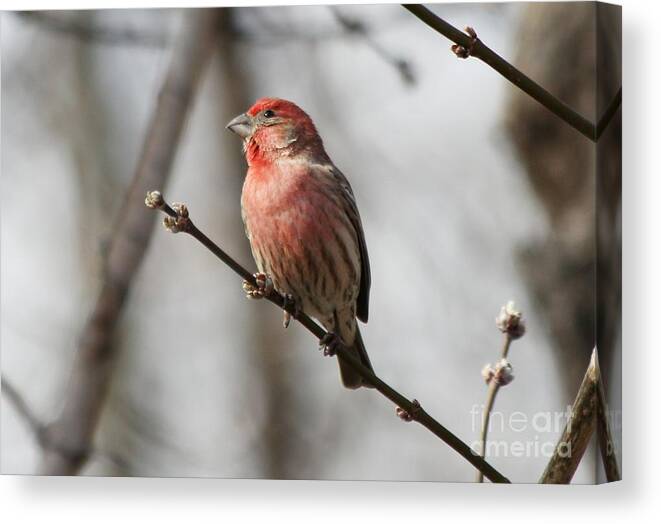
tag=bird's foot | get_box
[282,294,300,328]
[396,399,422,422]
[319,332,342,357]
[243,273,274,299]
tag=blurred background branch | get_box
[18,11,170,48]
[329,6,415,85]
[37,9,221,475]
[2,375,44,441]
[505,2,621,449]
[2,374,127,469]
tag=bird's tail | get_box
[338,326,375,389]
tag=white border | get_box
[2,0,658,522]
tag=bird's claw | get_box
[396,399,422,422]
[319,332,341,357]
[282,294,300,328]
[243,273,274,299]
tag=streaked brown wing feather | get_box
[330,166,371,323]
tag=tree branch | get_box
[37,10,221,476]
[144,192,511,484]
[595,353,621,482]
[540,349,598,483]
[402,4,621,142]
[329,7,415,85]
[596,87,622,140]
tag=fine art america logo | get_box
[469,405,574,458]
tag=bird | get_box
[226,97,374,389]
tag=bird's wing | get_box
[329,165,371,323]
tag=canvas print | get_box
[1,2,621,483]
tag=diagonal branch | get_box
[2,374,44,440]
[38,10,221,476]
[144,192,510,484]
[539,348,621,483]
[596,87,622,140]
[540,349,598,484]
[402,4,621,142]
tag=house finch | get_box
[226,98,374,389]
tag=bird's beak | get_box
[226,113,254,139]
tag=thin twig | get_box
[476,380,499,482]
[2,374,44,439]
[38,10,221,476]
[145,192,511,484]
[476,333,512,483]
[540,349,598,483]
[402,4,621,142]
[330,6,415,85]
[2,374,128,469]
[594,353,621,482]
[475,303,524,482]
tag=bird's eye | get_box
[263,109,275,118]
